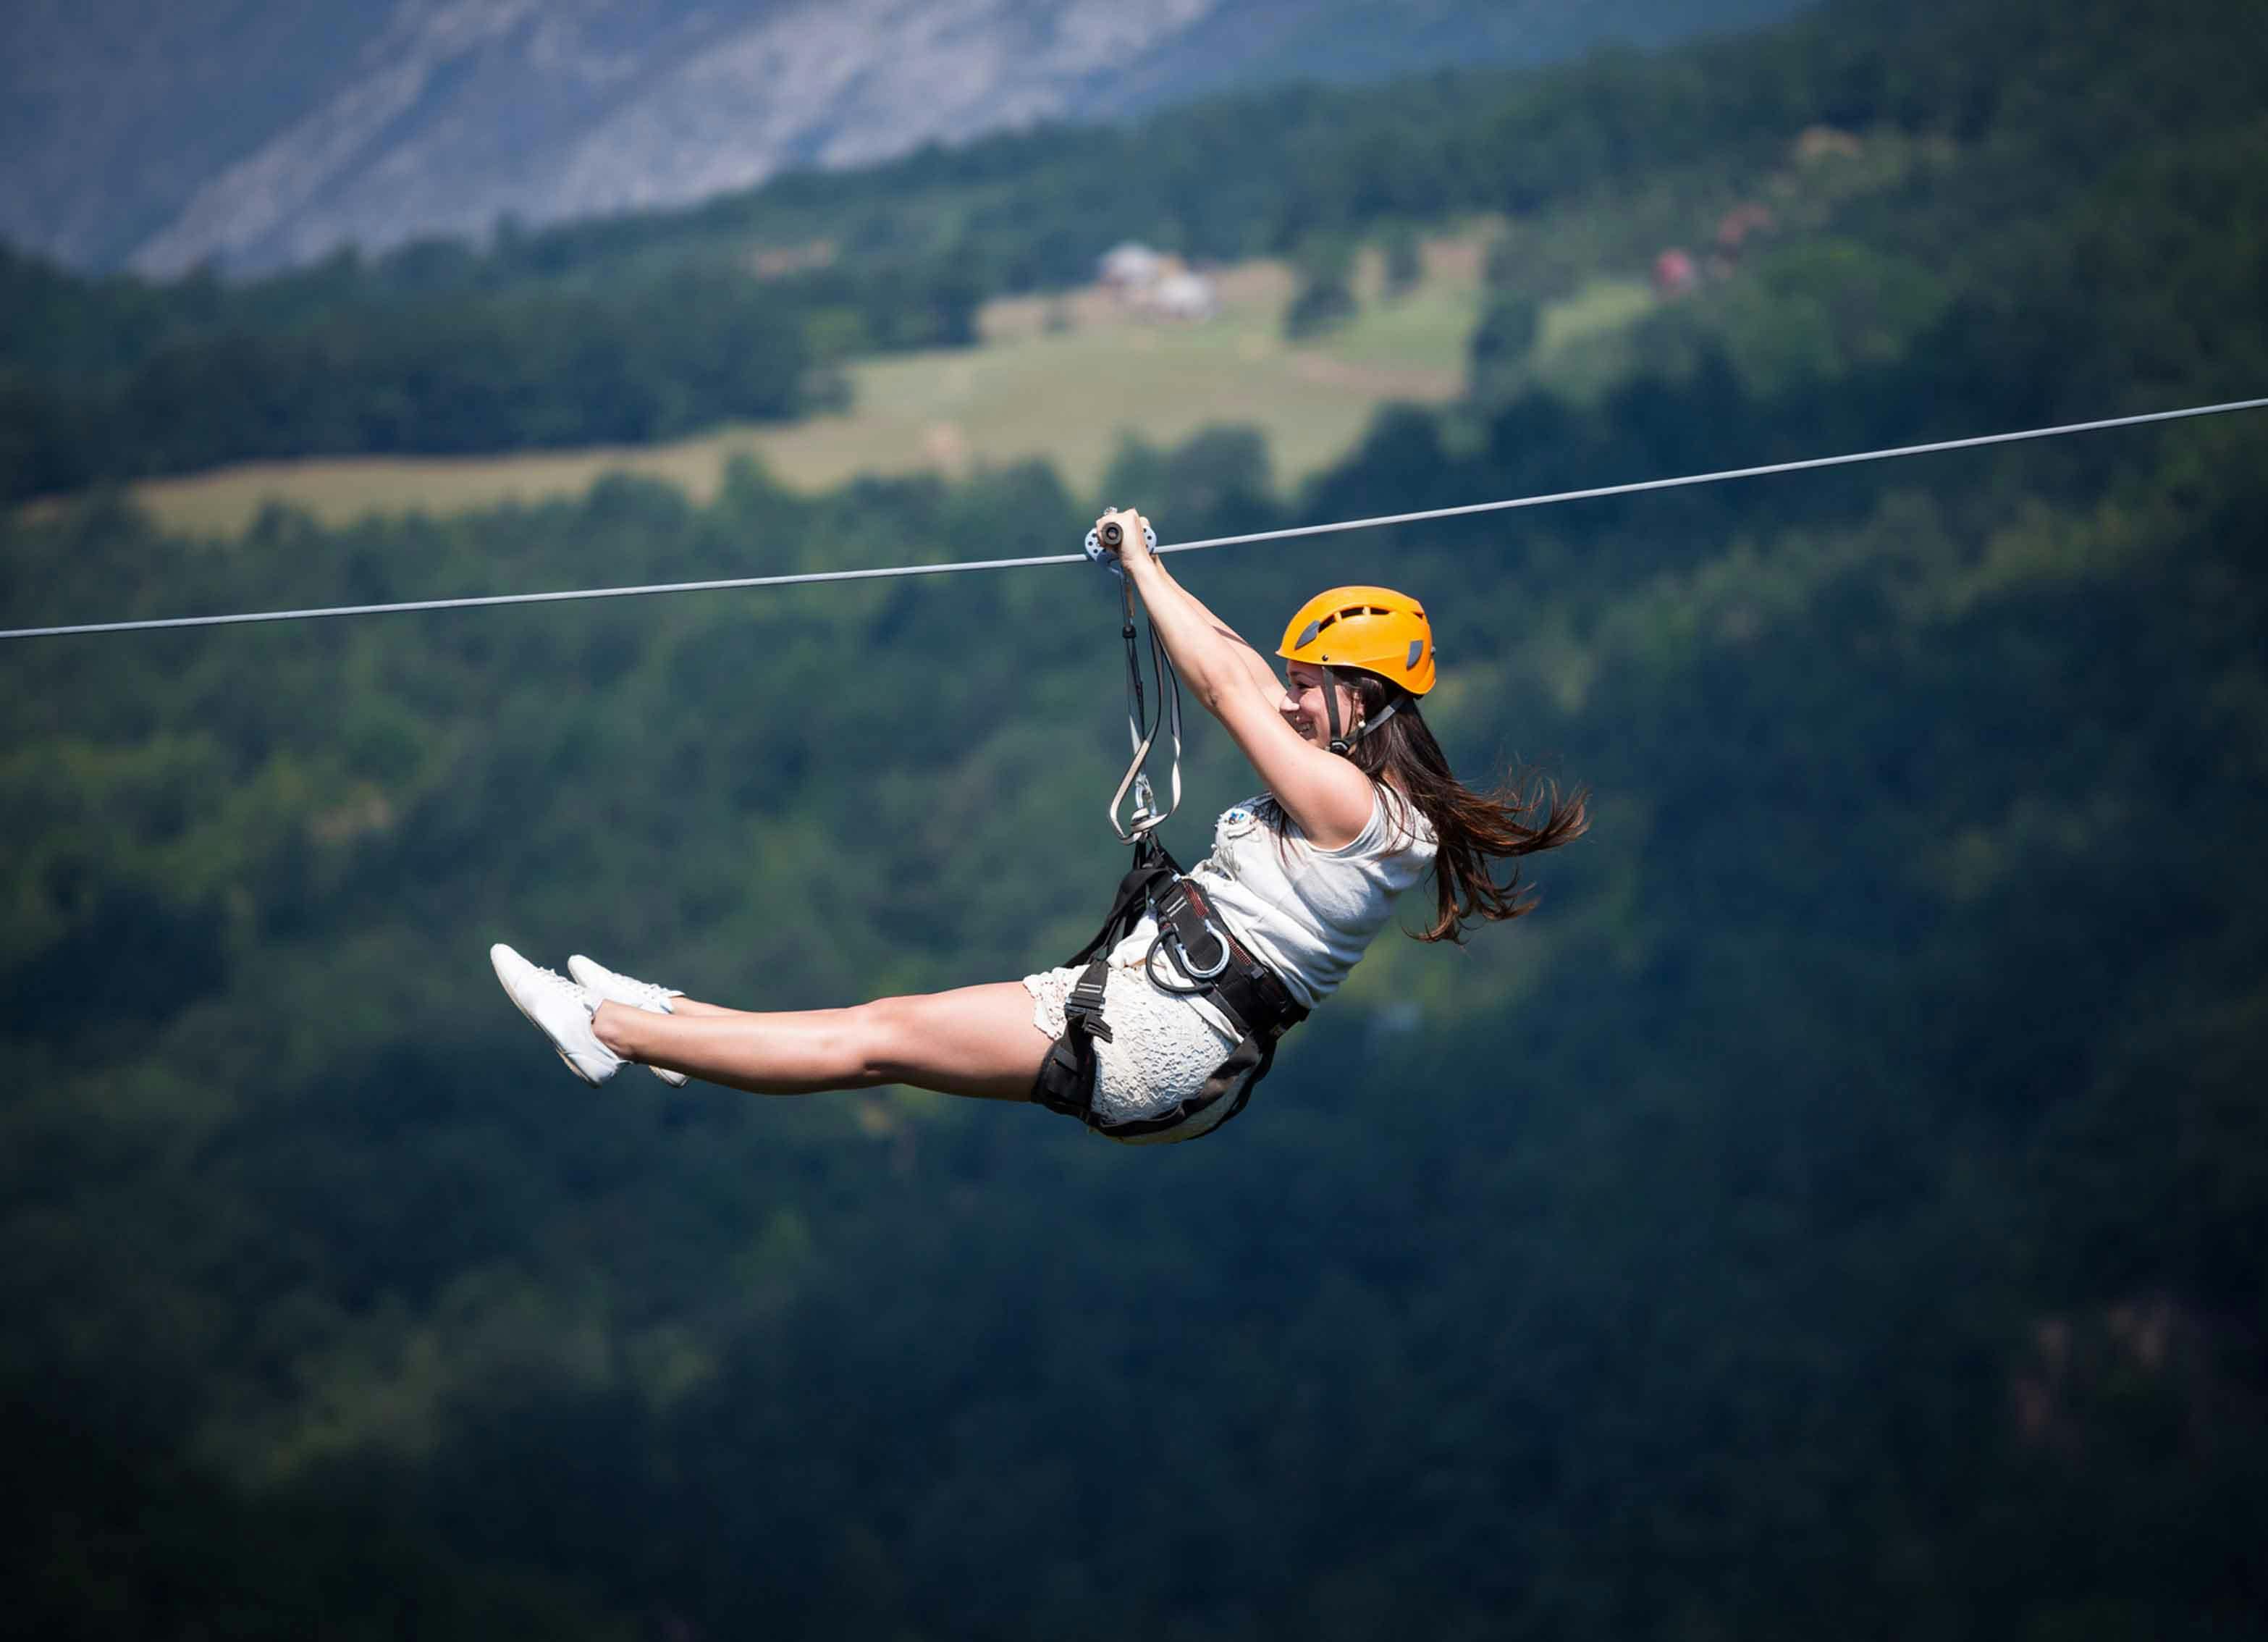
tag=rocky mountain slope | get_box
[1,0,1805,274]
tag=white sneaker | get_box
[568,953,689,1088]
[489,943,620,1087]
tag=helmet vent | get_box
[1280,586,1434,696]
[1306,605,1387,644]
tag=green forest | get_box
[0,253,984,500]
[4,0,2266,1635]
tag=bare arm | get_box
[1106,509,1374,846]
[1106,505,1288,707]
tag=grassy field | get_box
[109,234,1655,536]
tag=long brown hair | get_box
[1269,668,1590,943]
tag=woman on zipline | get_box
[492,507,1587,1142]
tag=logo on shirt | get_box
[1218,802,1260,841]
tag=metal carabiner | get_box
[1165,917,1234,981]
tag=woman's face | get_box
[1280,662,1363,747]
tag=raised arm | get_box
[1105,509,1375,848]
[1105,518,1280,702]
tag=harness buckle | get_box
[1063,966,1113,1042]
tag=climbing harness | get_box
[1028,518,1307,1141]
[1026,828,1308,1141]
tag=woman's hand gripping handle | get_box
[1093,506,1285,717]
[1086,506,1157,573]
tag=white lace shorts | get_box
[1021,951,1254,1145]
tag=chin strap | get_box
[1323,670,1404,757]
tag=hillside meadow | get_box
[100,235,1564,536]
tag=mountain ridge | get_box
[0,0,1807,274]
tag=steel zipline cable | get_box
[3,396,2264,643]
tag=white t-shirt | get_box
[1111,784,1438,1013]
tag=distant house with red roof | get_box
[1653,248,1698,297]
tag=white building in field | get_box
[1142,269,1218,321]
[1098,241,1218,322]
[1100,242,1167,289]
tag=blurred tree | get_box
[1284,235,1359,341]
[1467,293,1541,401]
[1382,223,1424,300]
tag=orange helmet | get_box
[1276,585,1436,754]
[1276,585,1436,696]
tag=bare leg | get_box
[592,982,1054,1103]
[649,996,743,1019]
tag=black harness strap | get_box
[1030,835,1169,1131]
[1032,955,1113,1123]
[1029,835,1307,1144]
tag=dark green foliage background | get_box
[4,0,2267,1635]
